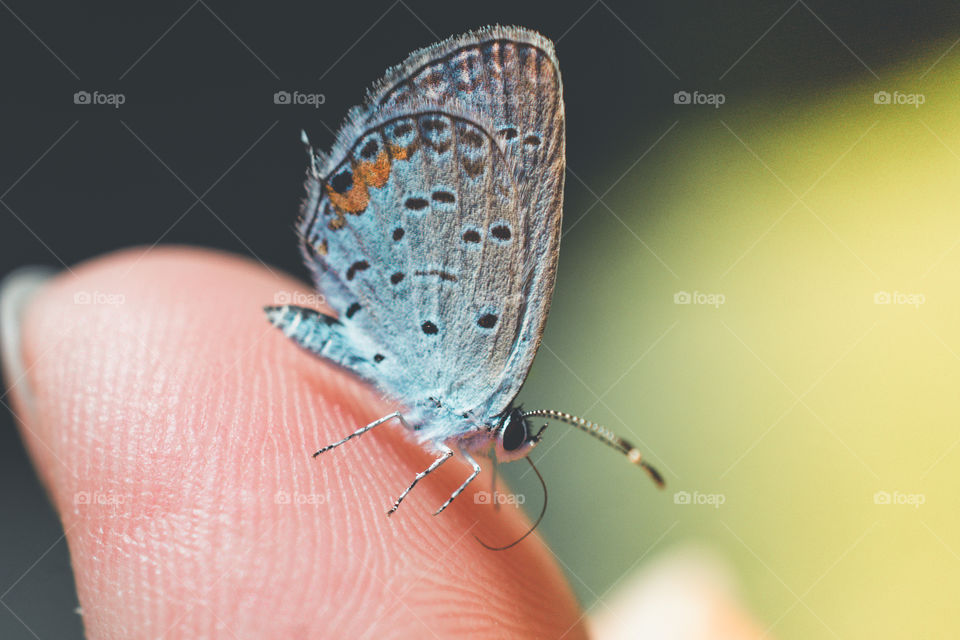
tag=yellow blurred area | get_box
[504,38,960,639]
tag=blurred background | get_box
[3,1,960,637]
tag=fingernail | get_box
[1,266,57,418]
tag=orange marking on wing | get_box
[356,150,391,189]
[326,145,410,222]
[326,179,369,214]
[387,144,407,161]
[387,141,418,161]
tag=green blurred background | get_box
[505,27,960,640]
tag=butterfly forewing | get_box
[298,26,564,420]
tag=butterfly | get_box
[265,26,663,538]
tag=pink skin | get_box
[6,247,586,639]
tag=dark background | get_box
[2,1,958,637]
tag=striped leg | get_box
[433,446,482,516]
[387,444,454,516]
[313,411,409,457]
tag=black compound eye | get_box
[501,411,528,451]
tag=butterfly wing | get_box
[298,26,564,420]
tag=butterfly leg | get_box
[313,411,409,457]
[433,446,482,516]
[387,444,454,516]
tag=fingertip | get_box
[8,247,587,638]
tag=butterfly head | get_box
[494,407,547,462]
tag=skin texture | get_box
[5,247,587,639]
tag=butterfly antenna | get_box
[474,457,547,551]
[522,409,665,488]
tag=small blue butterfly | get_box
[266,26,663,535]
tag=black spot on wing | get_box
[329,169,353,194]
[421,321,439,335]
[431,190,455,204]
[360,139,379,159]
[422,117,447,133]
[414,270,457,282]
[346,260,370,280]
[460,129,485,149]
[491,224,512,241]
[420,115,452,153]
[462,158,484,178]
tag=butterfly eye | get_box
[501,410,528,451]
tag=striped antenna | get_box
[521,409,665,488]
